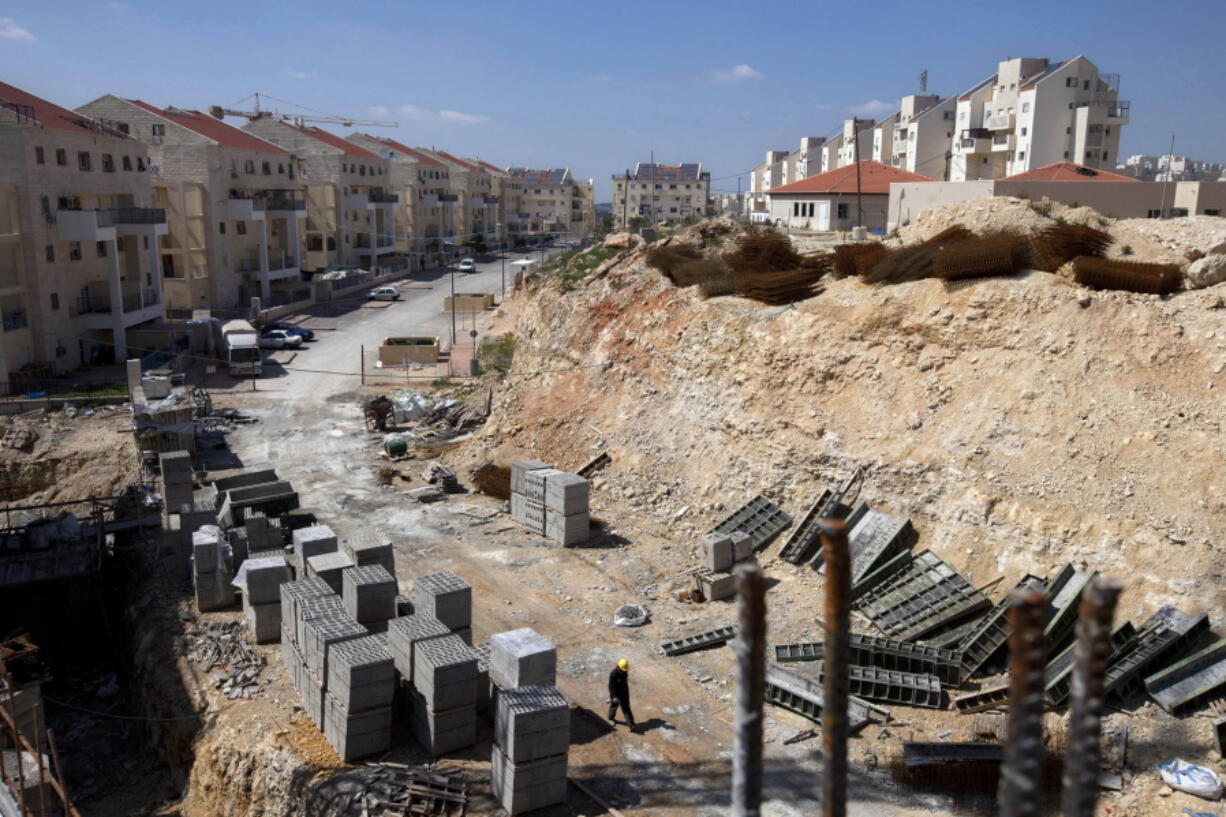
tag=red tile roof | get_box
[768,161,932,195]
[126,100,286,153]
[281,123,382,159]
[368,136,445,167]
[1002,161,1139,182]
[0,81,129,137]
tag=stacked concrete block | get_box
[342,528,396,575]
[324,635,394,760]
[414,571,472,643]
[489,628,557,690]
[160,451,193,516]
[192,527,234,611]
[409,634,479,756]
[491,744,569,815]
[342,565,398,629]
[387,613,451,683]
[292,524,338,568]
[240,556,292,643]
[307,551,355,593]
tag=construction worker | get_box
[607,658,637,731]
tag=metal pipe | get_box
[1061,576,1122,817]
[998,589,1047,817]
[819,518,851,817]
[732,563,767,817]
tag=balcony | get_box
[985,113,1014,131]
[991,133,1014,152]
[227,196,266,221]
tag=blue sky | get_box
[3,0,1225,200]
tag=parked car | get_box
[263,321,315,341]
[458,257,476,272]
[368,286,400,301]
[259,329,304,349]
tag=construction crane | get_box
[208,92,398,128]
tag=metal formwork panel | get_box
[959,574,1048,679]
[953,683,1011,714]
[659,626,737,657]
[709,495,792,553]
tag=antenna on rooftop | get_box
[920,70,928,93]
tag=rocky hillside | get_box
[469,215,1226,617]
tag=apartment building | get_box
[76,96,305,311]
[611,163,709,228]
[512,168,597,236]
[951,56,1129,181]
[242,119,397,273]
[0,81,167,373]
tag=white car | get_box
[458,258,476,272]
[258,329,304,349]
[368,286,400,301]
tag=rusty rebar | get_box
[732,562,767,817]
[819,519,851,817]
[1061,576,1123,817]
[998,589,1047,817]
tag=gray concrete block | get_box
[511,460,550,495]
[245,559,292,605]
[323,693,391,761]
[522,468,562,505]
[293,524,339,564]
[413,571,472,630]
[303,610,366,681]
[342,564,398,624]
[242,596,281,644]
[702,532,734,572]
[294,593,344,650]
[544,507,589,546]
[700,570,738,601]
[543,471,589,514]
[489,628,556,690]
[494,684,570,763]
[327,635,395,713]
[387,613,451,682]
[307,551,355,593]
[730,531,755,562]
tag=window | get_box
[50,293,59,311]
[45,245,54,263]
[35,146,44,164]
[96,241,107,258]
[262,161,271,175]
[69,241,82,260]
[219,222,226,235]
[122,155,132,171]
[102,154,115,172]
[236,222,247,235]
[244,160,255,174]
[55,148,66,166]
[77,151,92,171]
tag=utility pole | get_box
[1159,134,1175,218]
[853,119,864,231]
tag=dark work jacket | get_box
[608,667,630,701]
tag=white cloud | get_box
[287,69,317,80]
[848,98,896,116]
[396,104,489,126]
[0,18,37,42]
[366,105,390,116]
[712,63,765,83]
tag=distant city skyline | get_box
[3,0,1225,200]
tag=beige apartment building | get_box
[242,119,398,273]
[951,56,1129,181]
[77,96,306,311]
[611,163,708,228]
[513,169,597,236]
[0,81,167,375]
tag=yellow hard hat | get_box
[617,659,629,671]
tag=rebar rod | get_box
[820,519,851,817]
[732,563,767,817]
[998,590,1047,817]
[1061,576,1122,817]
